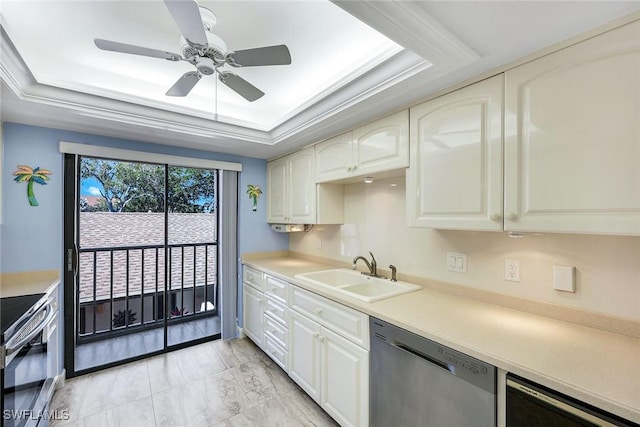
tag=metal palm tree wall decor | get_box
[13,165,52,206]
[246,184,262,212]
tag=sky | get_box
[80,177,103,197]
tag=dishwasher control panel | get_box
[437,346,489,376]
[371,317,496,394]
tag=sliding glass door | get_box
[64,155,221,375]
[166,166,219,347]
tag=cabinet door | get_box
[289,310,322,402]
[320,326,369,427]
[266,156,288,223]
[288,147,317,223]
[504,21,640,235]
[290,286,369,349]
[315,132,354,183]
[353,109,409,176]
[408,75,504,231]
[242,284,264,348]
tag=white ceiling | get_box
[1,1,639,159]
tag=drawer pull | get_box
[315,308,323,315]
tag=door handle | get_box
[67,246,79,275]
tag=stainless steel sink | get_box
[295,269,421,302]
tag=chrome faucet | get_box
[352,252,379,277]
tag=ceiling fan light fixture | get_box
[196,57,215,75]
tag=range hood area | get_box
[270,224,313,233]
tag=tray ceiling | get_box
[1,1,638,159]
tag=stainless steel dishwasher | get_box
[370,317,496,427]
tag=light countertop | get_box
[1,270,60,298]
[243,256,640,424]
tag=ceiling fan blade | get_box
[164,0,208,47]
[94,39,181,61]
[218,73,265,102]
[166,72,201,96]
[226,45,291,67]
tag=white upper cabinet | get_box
[315,110,409,183]
[407,75,504,231]
[267,147,344,224]
[288,148,317,223]
[504,20,640,235]
[266,156,288,223]
[267,147,316,224]
[353,109,409,176]
[315,132,353,183]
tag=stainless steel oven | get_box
[506,373,639,427]
[1,292,59,427]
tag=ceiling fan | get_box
[94,0,291,102]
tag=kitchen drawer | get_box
[243,266,265,292]
[265,275,289,304]
[264,334,288,372]
[264,313,289,350]
[265,296,289,327]
[290,286,369,349]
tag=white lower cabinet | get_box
[320,325,369,427]
[243,265,369,427]
[242,283,264,348]
[289,290,369,427]
[242,267,290,372]
[289,310,323,402]
[289,310,369,427]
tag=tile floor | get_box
[51,338,338,427]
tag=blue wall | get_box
[1,122,288,329]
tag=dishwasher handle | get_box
[392,341,454,374]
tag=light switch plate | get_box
[447,252,467,273]
[553,265,576,292]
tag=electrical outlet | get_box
[505,259,520,282]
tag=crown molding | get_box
[331,1,480,66]
[0,3,478,159]
[0,22,442,157]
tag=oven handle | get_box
[5,302,55,357]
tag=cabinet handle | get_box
[315,308,323,315]
[506,212,518,221]
[318,335,325,342]
[490,213,502,221]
